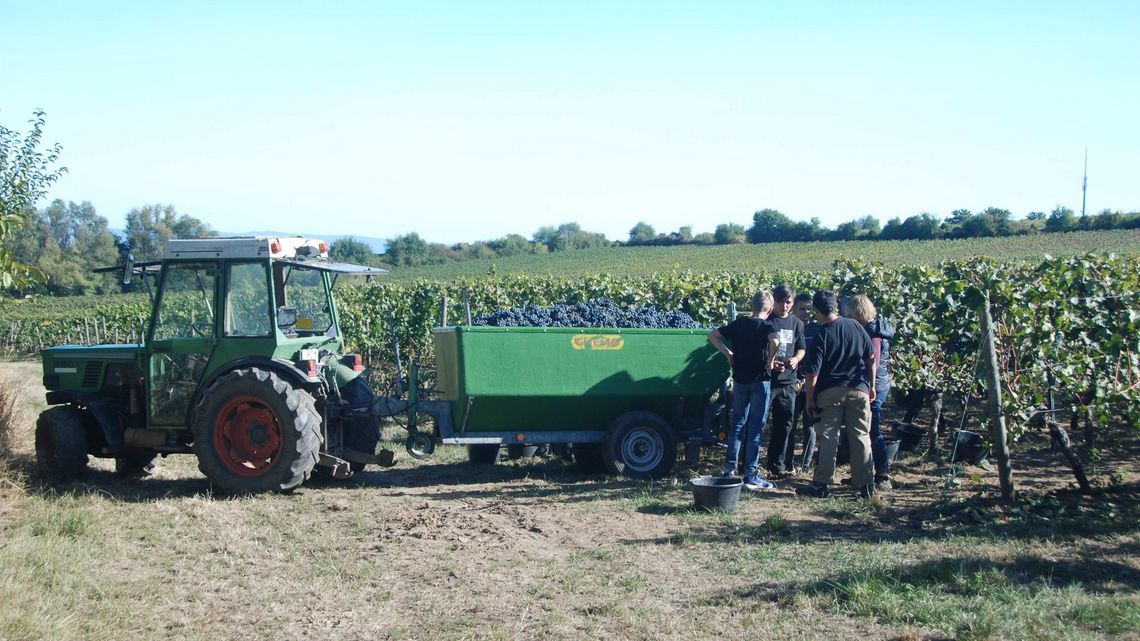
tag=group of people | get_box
[708,285,894,499]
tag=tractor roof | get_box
[165,236,328,260]
[93,236,388,277]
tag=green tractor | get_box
[36,236,410,493]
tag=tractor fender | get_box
[44,393,127,449]
[194,358,317,405]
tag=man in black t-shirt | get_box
[708,291,779,490]
[796,290,877,499]
[765,284,806,478]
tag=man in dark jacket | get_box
[797,290,877,499]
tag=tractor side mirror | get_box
[122,253,135,286]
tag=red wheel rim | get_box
[213,395,284,477]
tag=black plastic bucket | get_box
[949,430,990,465]
[884,436,901,462]
[690,476,743,512]
[892,422,928,453]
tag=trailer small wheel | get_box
[405,432,435,459]
[467,444,500,465]
[602,412,676,479]
[35,406,89,480]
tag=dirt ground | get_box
[1,361,1137,641]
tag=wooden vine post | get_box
[978,293,1015,501]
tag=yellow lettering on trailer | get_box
[571,334,625,351]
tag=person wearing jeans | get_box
[722,379,772,485]
[708,291,778,490]
[797,290,877,499]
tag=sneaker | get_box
[722,466,737,478]
[874,477,893,491]
[858,483,876,500]
[795,482,830,498]
[743,475,774,490]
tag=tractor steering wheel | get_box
[189,321,213,338]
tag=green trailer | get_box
[410,325,730,478]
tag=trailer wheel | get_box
[35,406,89,480]
[191,368,321,493]
[602,412,676,479]
[467,444,500,465]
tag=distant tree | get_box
[692,231,716,245]
[1046,206,1076,233]
[855,215,881,236]
[789,217,825,242]
[628,221,656,245]
[898,213,940,240]
[1091,209,1121,230]
[980,207,1013,236]
[532,225,557,249]
[677,226,693,241]
[747,208,792,243]
[879,217,905,240]
[330,236,377,266]
[1025,211,1046,221]
[384,232,433,267]
[832,221,860,241]
[945,209,973,226]
[1,110,67,288]
[123,204,214,261]
[959,214,996,238]
[488,233,532,257]
[534,222,610,251]
[8,199,119,295]
[714,222,746,244]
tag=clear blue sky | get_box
[3,1,1138,244]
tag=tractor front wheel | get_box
[35,406,89,480]
[191,368,321,493]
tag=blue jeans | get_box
[870,392,890,478]
[724,380,771,477]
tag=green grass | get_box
[386,228,1140,283]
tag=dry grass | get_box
[0,361,1137,641]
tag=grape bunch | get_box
[472,298,702,329]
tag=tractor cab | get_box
[142,236,383,429]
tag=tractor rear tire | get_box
[115,450,157,477]
[191,368,321,493]
[602,411,676,479]
[35,406,89,480]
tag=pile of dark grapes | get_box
[472,298,701,329]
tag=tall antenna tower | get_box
[1081,147,1088,217]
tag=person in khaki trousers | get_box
[796,290,878,499]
